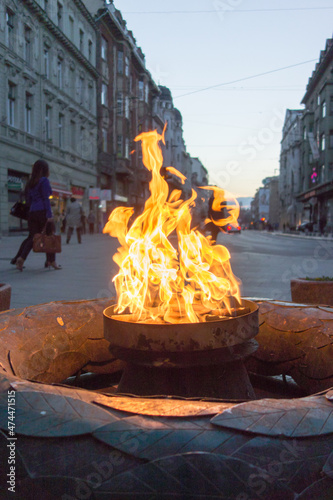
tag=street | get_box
[1,231,333,309]
[220,230,333,301]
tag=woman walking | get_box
[15,159,61,271]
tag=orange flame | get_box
[103,129,241,323]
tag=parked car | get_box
[297,222,313,232]
[225,223,241,234]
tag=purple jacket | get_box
[27,177,53,219]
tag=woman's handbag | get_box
[10,201,30,220]
[33,225,62,253]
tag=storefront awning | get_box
[51,189,72,198]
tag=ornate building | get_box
[85,0,161,221]
[0,0,99,234]
[297,38,333,233]
[279,109,303,229]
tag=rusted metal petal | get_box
[297,345,333,379]
[94,453,295,499]
[93,417,236,461]
[257,301,277,314]
[94,395,236,417]
[265,307,322,332]
[253,324,305,363]
[296,477,333,499]
[211,395,333,437]
[323,452,333,479]
[0,391,115,437]
[232,434,333,494]
[322,323,333,337]
[14,476,93,500]
[297,328,333,348]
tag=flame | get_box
[103,129,241,324]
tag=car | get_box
[297,222,313,232]
[225,223,241,234]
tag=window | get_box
[117,135,123,157]
[138,79,144,100]
[45,105,52,140]
[88,84,93,111]
[117,92,123,116]
[102,128,108,152]
[125,96,129,119]
[69,16,74,40]
[88,40,93,62]
[70,120,75,150]
[57,2,63,28]
[317,94,321,106]
[101,83,107,106]
[58,113,63,148]
[79,76,84,103]
[7,82,16,127]
[57,58,63,88]
[125,137,129,159]
[24,26,32,64]
[117,49,123,74]
[330,130,333,149]
[80,126,85,156]
[145,83,149,103]
[44,49,49,78]
[322,101,326,118]
[25,93,32,133]
[101,36,107,60]
[125,56,129,77]
[70,67,75,98]
[5,9,15,50]
[79,29,84,53]
[303,127,307,140]
[321,133,325,151]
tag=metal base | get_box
[116,359,256,400]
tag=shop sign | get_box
[115,194,128,202]
[89,188,101,200]
[308,133,320,160]
[100,189,112,201]
[8,176,23,191]
[72,186,85,198]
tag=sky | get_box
[114,0,333,198]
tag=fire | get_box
[103,129,241,324]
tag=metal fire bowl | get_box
[103,299,259,368]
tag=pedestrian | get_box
[15,159,61,271]
[66,197,83,244]
[60,210,66,233]
[87,210,96,234]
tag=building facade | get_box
[0,0,99,235]
[279,109,303,229]
[85,0,161,222]
[297,38,333,233]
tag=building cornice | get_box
[24,0,99,79]
[301,39,333,104]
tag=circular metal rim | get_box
[103,298,259,353]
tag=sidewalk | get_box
[272,230,333,241]
[0,232,119,309]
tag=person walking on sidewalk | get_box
[15,160,61,271]
[66,198,83,244]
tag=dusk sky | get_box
[114,0,333,198]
